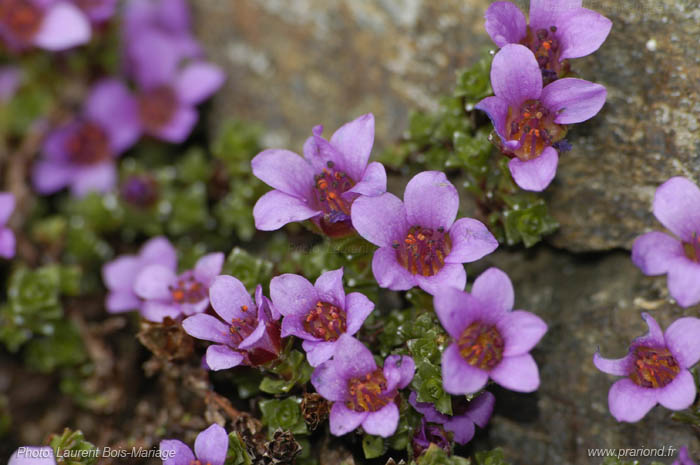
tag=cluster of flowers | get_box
[6,0,225,197]
[477,0,611,191]
[593,176,700,423]
[99,112,548,446]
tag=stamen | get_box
[345,369,394,413]
[457,322,505,370]
[629,346,680,388]
[138,86,178,132]
[64,122,111,165]
[168,275,208,304]
[303,301,347,341]
[504,99,566,161]
[395,226,452,277]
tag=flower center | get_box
[523,26,569,84]
[630,346,680,389]
[505,99,566,161]
[312,161,356,237]
[393,226,452,277]
[683,233,700,262]
[0,0,42,42]
[457,322,505,370]
[64,122,111,165]
[189,461,212,465]
[138,86,178,132]
[168,276,207,304]
[345,369,394,413]
[228,307,258,345]
[303,300,347,341]
[120,175,159,208]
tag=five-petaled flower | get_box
[311,334,415,438]
[594,312,700,423]
[134,252,224,322]
[270,267,374,366]
[160,423,228,465]
[33,79,141,196]
[252,114,387,237]
[351,170,498,295]
[182,275,282,370]
[476,44,606,191]
[409,390,495,445]
[127,30,225,144]
[0,192,16,259]
[102,236,177,315]
[434,267,547,395]
[632,177,700,308]
[0,0,91,52]
[485,0,611,83]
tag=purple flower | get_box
[8,447,56,465]
[71,0,117,24]
[350,171,498,295]
[0,0,90,51]
[134,252,224,322]
[252,114,387,237]
[673,447,697,465]
[411,420,450,457]
[434,267,547,395]
[160,423,228,465]
[269,267,374,366]
[594,313,700,423]
[409,390,494,445]
[101,236,177,314]
[485,0,611,82]
[631,177,700,308]
[311,334,415,438]
[0,192,16,259]
[182,275,282,370]
[123,0,200,62]
[33,79,140,196]
[0,65,22,102]
[475,44,606,191]
[127,30,225,144]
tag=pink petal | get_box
[34,2,90,51]
[508,146,558,192]
[361,403,399,438]
[441,344,489,395]
[404,171,459,231]
[607,378,657,423]
[489,354,540,392]
[653,177,700,243]
[470,267,514,313]
[631,232,685,276]
[484,1,527,47]
[490,44,542,107]
[541,78,607,125]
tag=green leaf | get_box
[24,320,87,373]
[225,432,253,465]
[259,397,308,436]
[474,448,511,465]
[362,434,385,459]
[417,444,471,465]
[259,350,312,395]
[49,428,99,465]
[222,247,274,291]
